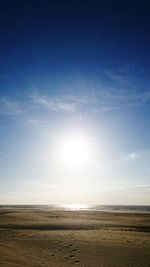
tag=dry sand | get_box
[0,208,150,266]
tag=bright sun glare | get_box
[59,133,91,166]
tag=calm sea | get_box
[0,204,150,213]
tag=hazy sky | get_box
[0,0,150,205]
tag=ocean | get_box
[0,204,150,212]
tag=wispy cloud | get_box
[127,152,139,161]
[105,64,141,85]
[125,184,150,193]
[102,64,150,110]
[112,151,140,165]
[0,97,24,115]
[28,86,150,115]
[1,71,150,117]
[106,70,131,85]
[119,184,150,202]
[25,118,45,127]
[108,184,150,204]
[29,92,78,113]
[1,88,150,117]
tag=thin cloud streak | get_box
[0,97,24,115]
[1,82,150,116]
[30,93,78,113]
[29,88,150,114]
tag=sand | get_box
[0,208,150,266]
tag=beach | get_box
[0,208,150,267]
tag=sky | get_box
[0,0,150,205]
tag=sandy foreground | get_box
[0,209,150,267]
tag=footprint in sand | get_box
[68,244,73,247]
[74,260,80,264]
[71,248,78,252]
[69,254,75,258]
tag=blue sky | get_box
[0,0,150,204]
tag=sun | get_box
[59,133,91,166]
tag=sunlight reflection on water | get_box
[63,204,90,211]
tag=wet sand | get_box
[0,208,150,266]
